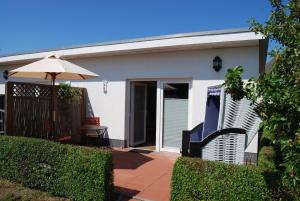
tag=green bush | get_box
[171,157,269,201]
[0,135,113,201]
[258,146,277,171]
[259,128,275,148]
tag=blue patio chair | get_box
[181,85,261,164]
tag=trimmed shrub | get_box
[0,135,113,201]
[171,157,269,201]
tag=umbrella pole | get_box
[50,74,57,140]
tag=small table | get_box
[81,125,108,145]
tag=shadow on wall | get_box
[84,89,110,143]
[85,90,95,117]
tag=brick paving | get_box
[113,148,179,201]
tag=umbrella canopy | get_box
[8,54,99,80]
[8,53,99,140]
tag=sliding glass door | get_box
[158,80,190,152]
[130,83,147,146]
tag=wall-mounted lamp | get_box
[103,80,108,94]
[213,56,222,72]
[3,70,8,80]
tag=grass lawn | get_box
[0,178,69,201]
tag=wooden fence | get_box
[5,81,86,143]
[0,109,4,134]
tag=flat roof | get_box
[0,28,265,65]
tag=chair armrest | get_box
[181,130,190,156]
[190,123,204,141]
[190,122,204,133]
[181,122,204,156]
[189,141,202,157]
[201,128,246,148]
[201,128,247,147]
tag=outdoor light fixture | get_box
[213,56,222,72]
[103,80,108,94]
[3,70,8,80]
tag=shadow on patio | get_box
[112,148,179,201]
[114,186,140,201]
[112,149,154,170]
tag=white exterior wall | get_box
[69,46,259,141]
[0,46,259,152]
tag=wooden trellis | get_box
[5,81,86,142]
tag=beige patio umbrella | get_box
[8,53,99,139]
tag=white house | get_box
[0,28,267,159]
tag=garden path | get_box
[113,148,179,201]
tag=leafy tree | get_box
[224,0,300,187]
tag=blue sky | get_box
[0,0,273,56]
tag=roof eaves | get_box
[0,28,251,58]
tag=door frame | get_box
[129,82,148,146]
[126,78,192,153]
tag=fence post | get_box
[4,82,11,135]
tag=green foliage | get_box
[224,66,246,101]
[0,135,113,201]
[276,135,300,187]
[171,157,269,201]
[60,146,113,201]
[258,146,277,171]
[224,0,300,188]
[57,83,76,114]
[260,128,275,147]
[258,128,277,171]
[57,83,75,101]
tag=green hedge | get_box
[0,135,113,201]
[171,157,269,201]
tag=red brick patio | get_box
[113,148,179,201]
